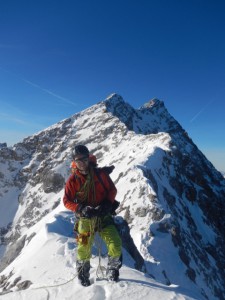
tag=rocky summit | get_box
[0,94,225,299]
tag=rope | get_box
[75,167,96,206]
[32,272,79,290]
[6,269,81,296]
[95,237,106,280]
[88,168,96,206]
[89,217,106,280]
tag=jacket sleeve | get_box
[101,171,117,203]
[63,176,79,212]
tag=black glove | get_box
[94,200,113,217]
[76,204,94,218]
[111,200,120,215]
[81,206,98,218]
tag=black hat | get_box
[72,145,89,158]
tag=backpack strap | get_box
[74,173,82,188]
[95,168,120,214]
[95,168,107,192]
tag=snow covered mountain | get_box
[0,94,225,300]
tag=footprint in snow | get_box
[91,285,106,300]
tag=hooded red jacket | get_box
[63,168,117,212]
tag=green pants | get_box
[76,215,122,261]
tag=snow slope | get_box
[0,202,201,300]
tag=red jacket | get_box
[63,168,117,212]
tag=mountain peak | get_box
[105,92,124,101]
[142,97,164,109]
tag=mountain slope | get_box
[0,94,225,299]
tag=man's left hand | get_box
[81,206,97,218]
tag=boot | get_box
[106,256,122,282]
[76,260,91,287]
[106,269,119,282]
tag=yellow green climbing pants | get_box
[76,215,122,261]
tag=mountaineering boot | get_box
[76,260,91,287]
[106,269,119,282]
[106,256,122,282]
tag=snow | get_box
[1,272,200,300]
[0,205,201,300]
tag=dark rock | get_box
[17,280,32,290]
[0,236,26,272]
[42,172,65,193]
[115,217,145,272]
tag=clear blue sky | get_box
[0,0,225,171]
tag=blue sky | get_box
[0,0,225,171]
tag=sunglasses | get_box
[74,156,89,163]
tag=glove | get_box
[76,204,94,218]
[81,206,98,218]
[111,199,120,215]
[94,200,113,217]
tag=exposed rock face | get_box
[115,217,145,272]
[42,172,65,193]
[0,93,225,299]
[0,236,26,272]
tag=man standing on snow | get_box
[63,145,122,286]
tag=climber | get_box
[63,144,122,286]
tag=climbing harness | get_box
[76,232,91,245]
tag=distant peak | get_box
[104,93,134,112]
[105,93,125,103]
[0,142,7,149]
[142,98,164,109]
